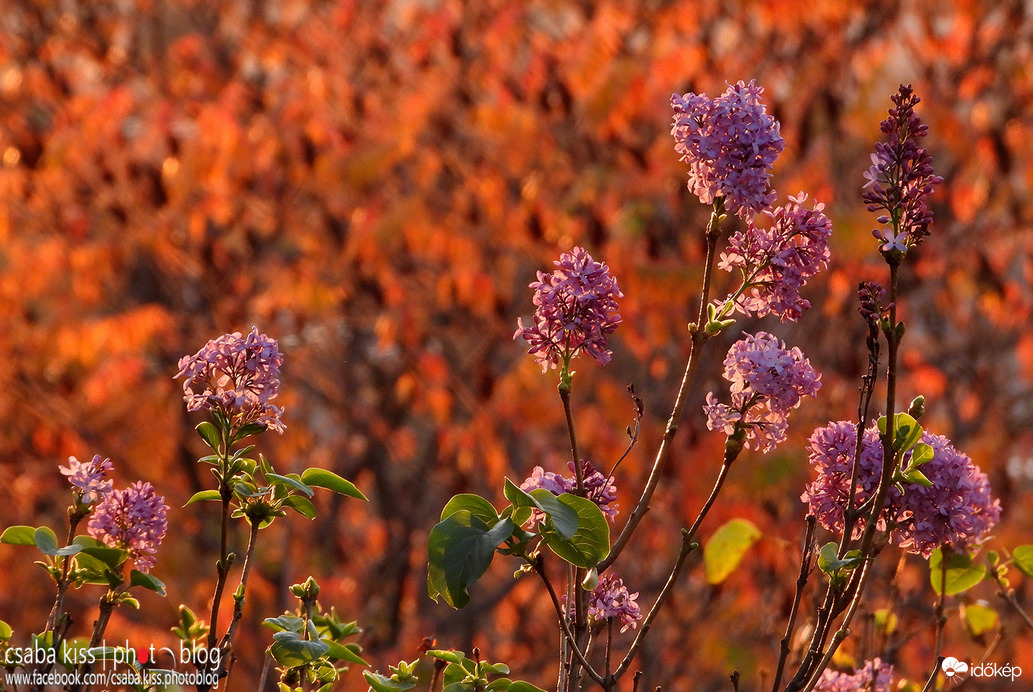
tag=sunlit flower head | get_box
[862,84,943,255]
[704,332,821,453]
[801,421,1001,557]
[59,454,113,505]
[671,80,785,219]
[718,192,831,322]
[176,327,285,433]
[514,247,622,374]
[87,481,169,572]
[586,573,641,632]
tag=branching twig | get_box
[771,515,817,692]
[601,202,725,573]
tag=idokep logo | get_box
[942,656,1023,684]
[941,657,968,682]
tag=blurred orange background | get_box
[2,0,1032,689]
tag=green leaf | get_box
[129,570,166,596]
[264,614,306,633]
[266,473,315,497]
[324,639,369,666]
[196,421,222,451]
[1013,545,1033,578]
[363,671,417,692]
[878,413,922,452]
[1,525,39,546]
[908,443,934,469]
[930,548,987,595]
[270,630,330,668]
[184,489,222,506]
[0,620,12,640]
[507,683,548,692]
[301,468,367,500]
[816,542,863,574]
[503,479,579,538]
[903,468,934,487]
[34,527,81,556]
[441,494,500,526]
[703,518,761,584]
[73,537,128,569]
[427,511,516,608]
[540,494,609,569]
[282,495,317,519]
[962,603,998,638]
[426,649,467,665]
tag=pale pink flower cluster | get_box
[718,193,832,322]
[87,481,169,572]
[586,573,641,632]
[515,247,623,373]
[813,658,893,692]
[704,332,821,453]
[60,454,113,504]
[176,327,285,433]
[671,80,785,219]
[801,421,1001,557]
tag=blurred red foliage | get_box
[1,1,1032,689]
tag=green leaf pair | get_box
[427,485,610,609]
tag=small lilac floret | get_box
[59,454,113,504]
[704,332,821,453]
[813,658,894,692]
[176,327,285,433]
[801,421,1001,557]
[718,192,832,322]
[87,481,169,572]
[514,247,623,373]
[671,80,785,219]
[586,573,641,632]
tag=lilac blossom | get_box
[59,454,113,504]
[514,247,623,373]
[585,573,642,632]
[802,421,1001,557]
[717,193,832,322]
[704,332,821,453]
[862,84,943,254]
[813,658,893,692]
[88,481,169,572]
[176,327,285,433]
[519,460,619,523]
[671,80,785,219]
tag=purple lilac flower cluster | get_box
[88,481,169,572]
[813,658,893,692]
[60,454,113,504]
[717,193,832,322]
[671,80,785,219]
[801,421,1001,557]
[520,460,619,522]
[514,247,623,373]
[704,332,821,453]
[585,573,641,632]
[176,327,285,433]
[862,84,943,254]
